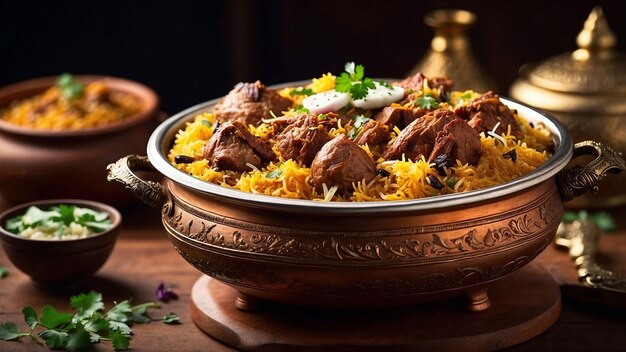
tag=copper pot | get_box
[107,96,624,310]
[0,75,159,205]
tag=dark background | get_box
[1,0,625,115]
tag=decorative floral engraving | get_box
[165,209,543,262]
[539,197,561,226]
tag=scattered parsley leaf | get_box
[83,313,108,333]
[40,306,73,330]
[354,64,365,81]
[22,306,39,329]
[378,80,393,89]
[39,329,69,349]
[57,73,85,101]
[161,313,180,325]
[289,88,313,97]
[0,322,21,340]
[106,300,132,323]
[0,266,7,278]
[334,62,376,100]
[108,321,132,336]
[266,169,283,180]
[201,119,212,128]
[456,91,474,106]
[110,330,130,351]
[71,291,104,321]
[334,72,353,93]
[352,115,371,129]
[414,94,439,109]
[294,105,309,113]
[65,322,91,352]
[446,176,457,188]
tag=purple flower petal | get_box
[156,282,178,302]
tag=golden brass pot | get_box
[510,7,626,208]
[107,95,624,311]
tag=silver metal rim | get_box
[147,86,572,215]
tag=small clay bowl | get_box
[0,75,159,205]
[0,199,121,289]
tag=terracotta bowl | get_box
[0,199,121,288]
[0,75,159,205]
[107,93,625,311]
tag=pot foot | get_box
[465,288,491,312]
[235,293,260,312]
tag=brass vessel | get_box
[510,7,626,208]
[107,91,624,311]
[409,9,496,92]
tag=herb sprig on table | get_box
[0,291,180,351]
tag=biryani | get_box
[168,63,553,202]
[0,73,142,130]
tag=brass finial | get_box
[576,7,616,52]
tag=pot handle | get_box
[106,155,165,208]
[557,141,625,202]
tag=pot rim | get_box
[147,85,573,214]
[0,75,159,138]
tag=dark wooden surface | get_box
[1,197,626,351]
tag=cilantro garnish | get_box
[456,91,474,105]
[266,169,283,179]
[347,114,372,139]
[414,93,439,110]
[0,266,7,279]
[446,176,457,188]
[289,88,314,97]
[294,105,310,113]
[201,119,212,128]
[335,62,376,100]
[378,80,393,89]
[0,291,181,351]
[57,73,85,101]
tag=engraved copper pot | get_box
[107,95,624,311]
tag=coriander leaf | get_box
[352,115,371,129]
[22,306,38,329]
[201,119,212,128]
[266,169,283,180]
[39,329,69,349]
[4,215,24,234]
[0,322,21,340]
[378,80,393,89]
[57,73,85,101]
[53,204,75,226]
[414,94,439,109]
[106,300,132,323]
[40,305,72,329]
[354,64,365,81]
[162,313,180,325]
[334,72,353,93]
[130,302,160,324]
[129,312,151,324]
[22,206,59,227]
[110,330,130,351]
[289,88,313,97]
[446,176,457,188]
[71,291,104,321]
[90,333,101,344]
[108,321,132,336]
[66,322,91,352]
[350,83,369,100]
[73,207,109,222]
[0,266,7,278]
[83,314,108,333]
[294,105,309,113]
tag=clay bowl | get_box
[0,199,121,289]
[0,75,159,205]
[107,94,625,311]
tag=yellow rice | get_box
[168,76,553,202]
[0,82,142,130]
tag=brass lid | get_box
[511,7,626,113]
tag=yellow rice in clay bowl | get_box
[168,64,553,202]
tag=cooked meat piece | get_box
[355,120,390,146]
[394,72,425,91]
[427,118,481,165]
[84,82,110,104]
[382,109,456,161]
[455,91,519,135]
[203,121,275,172]
[394,72,454,94]
[310,135,377,192]
[277,113,331,166]
[375,105,428,129]
[269,116,297,134]
[428,77,454,95]
[212,81,293,126]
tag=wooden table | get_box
[1,198,625,352]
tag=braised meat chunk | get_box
[374,105,428,129]
[394,72,454,95]
[382,109,456,161]
[455,91,520,135]
[277,113,331,166]
[427,118,481,165]
[354,120,390,146]
[212,81,293,126]
[203,121,275,172]
[310,135,376,192]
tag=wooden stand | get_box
[190,263,561,351]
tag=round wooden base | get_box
[190,263,561,351]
